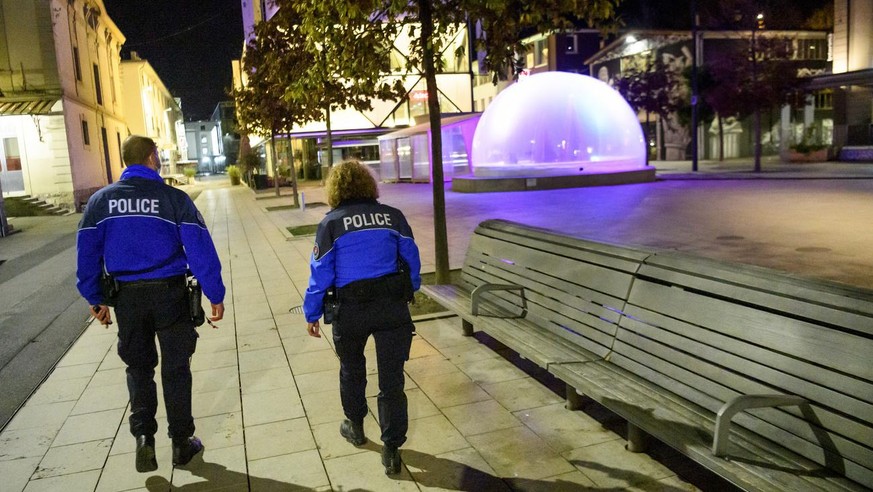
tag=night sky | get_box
[102,0,827,122]
[104,0,244,122]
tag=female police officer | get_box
[77,135,225,472]
[303,160,421,475]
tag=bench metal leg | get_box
[565,384,583,410]
[627,423,647,453]
[712,394,806,457]
[461,319,474,336]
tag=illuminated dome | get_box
[471,72,646,177]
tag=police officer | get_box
[76,135,225,472]
[304,160,421,475]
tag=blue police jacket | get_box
[76,165,225,306]
[303,199,421,323]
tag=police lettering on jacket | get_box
[76,165,225,307]
[302,199,422,323]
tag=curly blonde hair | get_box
[326,160,379,208]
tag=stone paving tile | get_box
[414,317,479,349]
[247,449,330,490]
[438,341,501,365]
[32,438,111,479]
[237,331,282,353]
[192,412,244,452]
[52,408,124,447]
[441,399,524,437]
[287,348,340,375]
[309,417,379,460]
[0,456,41,492]
[23,469,101,492]
[171,444,249,489]
[0,425,57,462]
[240,367,295,395]
[46,363,99,382]
[409,337,441,359]
[87,367,127,388]
[300,390,345,425]
[367,387,439,422]
[192,387,242,419]
[403,354,461,380]
[407,446,510,492]
[240,387,304,427]
[244,417,316,461]
[405,414,470,456]
[190,348,238,372]
[191,366,240,394]
[237,346,288,373]
[294,368,337,395]
[455,356,530,386]
[70,382,129,415]
[515,402,621,454]
[4,401,75,432]
[323,450,420,491]
[504,470,597,491]
[24,376,90,406]
[467,426,576,481]
[563,439,677,489]
[480,376,564,412]
[95,446,172,491]
[412,371,492,408]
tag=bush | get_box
[182,167,197,178]
[227,165,241,185]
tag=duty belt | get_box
[118,274,186,288]
[337,272,405,303]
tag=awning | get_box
[378,113,481,140]
[805,69,873,90]
[0,98,61,116]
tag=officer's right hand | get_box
[210,303,225,323]
[90,304,113,326]
[307,321,321,338]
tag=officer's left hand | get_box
[307,321,321,338]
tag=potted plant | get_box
[182,167,197,184]
[226,165,241,185]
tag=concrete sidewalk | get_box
[0,180,703,491]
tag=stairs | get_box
[4,195,74,216]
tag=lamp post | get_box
[0,178,9,238]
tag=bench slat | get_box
[550,361,869,492]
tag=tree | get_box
[614,56,681,162]
[232,18,320,203]
[382,0,621,285]
[274,1,406,174]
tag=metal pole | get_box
[690,0,699,172]
[0,177,9,237]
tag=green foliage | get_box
[226,165,241,179]
[614,57,681,126]
[791,128,828,154]
[239,153,262,174]
[182,167,197,178]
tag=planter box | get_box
[787,148,829,163]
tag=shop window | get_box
[2,138,21,171]
[564,34,578,54]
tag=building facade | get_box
[119,53,184,174]
[0,0,127,211]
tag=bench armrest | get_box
[712,394,807,457]
[471,284,526,317]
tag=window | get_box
[82,119,90,146]
[796,38,827,60]
[564,34,578,54]
[815,90,833,110]
[93,64,103,105]
[73,47,82,81]
[534,39,548,66]
[2,138,21,171]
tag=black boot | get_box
[135,435,157,473]
[339,419,367,446]
[172,436,203,466]
[382,445,401,475]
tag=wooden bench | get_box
[423,219,873,491]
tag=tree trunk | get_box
[287,140,299,207]
[271,126,280,197]
[753,109,762,172]
[419,0,450,285]
[324,107,333,184]
[718,116,724,161]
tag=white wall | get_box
[0,110,72,199]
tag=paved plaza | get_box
[2,159,873,491]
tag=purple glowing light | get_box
[471,72,647,177]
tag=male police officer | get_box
[76,135,225,472]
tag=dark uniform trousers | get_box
[332,293,413,448]
[114,276,198,441]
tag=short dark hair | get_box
[122,135,157,166]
